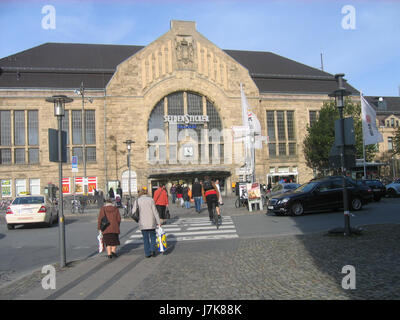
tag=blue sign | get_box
[72,156,78,172]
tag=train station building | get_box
[0,20,374,198]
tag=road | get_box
[1,197,399,288]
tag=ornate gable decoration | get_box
[175,35,195,70]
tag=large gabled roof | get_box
[0,42,358,95]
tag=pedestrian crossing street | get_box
[124,216,238,245]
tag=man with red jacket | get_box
[153,184,169,224]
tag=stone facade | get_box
[1,20,378,199]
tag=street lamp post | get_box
[329,74,352,236]
[46,95,73,268]
[123,139,135,215]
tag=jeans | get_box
[184,200,191,209]
[172,193,176,204]
[141,229,157,257]
[194,196,202,212]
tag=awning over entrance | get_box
[148,170,231,180]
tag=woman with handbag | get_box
[133,187,161,258]
[97,197,121,259]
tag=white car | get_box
[5,195,58,230]
[385,182,400,198]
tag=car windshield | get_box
[293,182,318,193]
[284,184,299,190]
[12,197,44,205]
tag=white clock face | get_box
[184,146,193,157]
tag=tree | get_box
[393,126,400,155]
[303,98,378,173]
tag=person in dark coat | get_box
[108,187,115,199]
[192,178,203,213]
[97,198,121,259]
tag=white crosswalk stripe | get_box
[124,216,238,244]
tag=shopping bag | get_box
[156,227,167,253]
[97,231,104,253]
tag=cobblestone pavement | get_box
[1,223,399,300]
[126,224,400,300]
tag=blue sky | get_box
[0,0,399,96]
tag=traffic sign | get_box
[72,156,78,172]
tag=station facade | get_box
[1,20,367,198]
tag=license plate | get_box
[268,206,274,210]
[18,217,34,220]
[373,189,380,191]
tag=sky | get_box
[0,0,399,97]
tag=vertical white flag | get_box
[361,95,383,145]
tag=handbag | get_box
[100,209,110,231]
[131,201,140,223]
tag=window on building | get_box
[277,111,286,141]
[30,178,40,195]
[28,110,38,146]
[391,118,395,127]
[287,111,295,140]
[309,111,318,127]
[86,147,96,162]
[268,143,276,158]
[72,110,82,145]
[0,149,12,164]
[14,111,25,146]
[85,110,96,144]
[28,148,39,164]
[388,137,393,151]
[0,111,11,146]
[266,110,296,158]
[266,111,275,142]
[279,143,287,156]
[15,148,25,164]
[289,143,296,156]
[148,91,223,164]
[15,179,26,195]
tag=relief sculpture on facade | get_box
[175,35,195,70]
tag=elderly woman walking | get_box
[97,197,121,259]
[133,187,161,258]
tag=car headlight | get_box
[278,198,290,204]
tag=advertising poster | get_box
[238,183,248,199]
[1,179,12,197]
[88,177,97,193]
[75,177,83,194]
[247,183,261,200]
[62,178,70,194]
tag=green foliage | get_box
[303,98,378,172]
[393,126,400,155]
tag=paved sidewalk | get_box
[1,223,399,300]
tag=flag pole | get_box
[361,92,367,179]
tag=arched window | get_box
[148,91,223,164]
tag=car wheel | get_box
[351,197,362,211]
[7,224,15,230]
[388,189,397,198]
[290,202,304,216]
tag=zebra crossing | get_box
[124,216,238,245]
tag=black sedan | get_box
[267,176,373,216]
[355,179,386,201]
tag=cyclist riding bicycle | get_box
[201,176,221,223]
